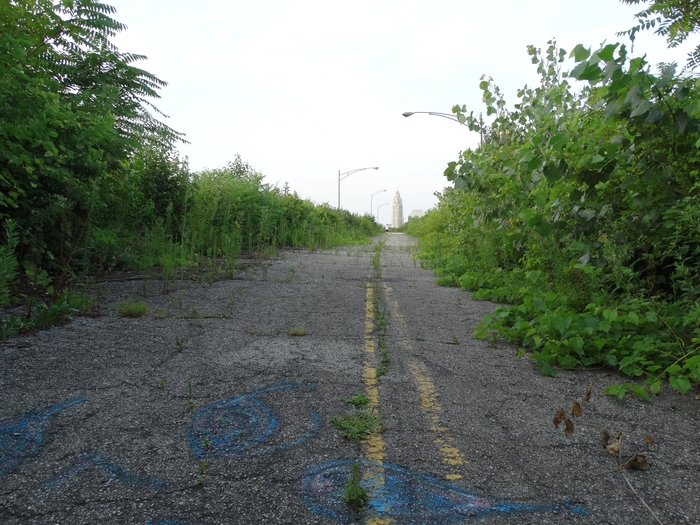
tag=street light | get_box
[403,111,484,145]
[338,166,379,209]
[376,202,389,223]
[402,111,464,124]
[370,190,386,217]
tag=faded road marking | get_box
[409,363,467,479]
[363,282,393,524]
[383,284,468,481]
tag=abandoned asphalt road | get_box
[1,233,698,525]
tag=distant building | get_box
[392,190,404,228]
[407,209,424,221]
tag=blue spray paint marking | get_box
[301,460,589,523]
[44,453,165,490]
[0,398,88,476]
[188,380,320,458]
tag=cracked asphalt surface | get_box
[1,233,699,524]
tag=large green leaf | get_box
[571,44,590,62]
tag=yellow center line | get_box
[362,282,393,524]
[409,363,467,479]
[384,285,468,481]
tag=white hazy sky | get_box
[110,0,692,223]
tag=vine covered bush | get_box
[406,39,700,398]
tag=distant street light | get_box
[370,190,386,218]
[338,166,379,209]
[376,202,389,223]
[402,111,463,124]
[403,111,483,145]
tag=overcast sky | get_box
[110,0,692,223]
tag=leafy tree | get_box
[620,0,700,69]
[0,0,182,269]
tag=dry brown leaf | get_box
[602,429,611,446]
[553,408,566,428]
[570,401,583,417]
[606,431,622,454]
[696,394,699,400]
[644,434,655,446]
[623,453,649,470]
[583,386,592,402]
[564,418,574,435]
[602,373,610,378]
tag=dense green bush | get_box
[409,40,700,398]
[0,1,382,338]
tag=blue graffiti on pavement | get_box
[189,380,320,458]
[44,454,165,490]
[0,398,88,476]
[301,460,589,523]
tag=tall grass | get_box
[122,157,381,276]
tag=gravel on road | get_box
[1,233,698,525]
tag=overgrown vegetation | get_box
[0,0,381,338]
[404,26,700,398]
[116,297,148,317]
[345,392,370,407]
[344,460,369,513]
[330,409,386,441]
[371,241,390,377]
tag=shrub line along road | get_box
[0,233,698,524]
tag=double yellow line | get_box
[358,276,469,523]
[361,282,392,524]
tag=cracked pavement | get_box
[1,233,698,524]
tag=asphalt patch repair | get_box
[1,234,698,524]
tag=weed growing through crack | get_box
[371,276,390,379]
[155,378,165,389]
[197,458,212,484]
[344,460,368,512]
[287,327,308,336]
[331,409,385,441]
[371,242,385,277]
[176,336,190,353]
[345,393,369,407]
[67,291,100,316]
[116,297,149,317]
[175,291,184,312]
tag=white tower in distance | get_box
[392,190,404,228]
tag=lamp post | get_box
[376,202,389,224]
[338,166,379,209]
[403,111,484,145]
[370,190,386,218]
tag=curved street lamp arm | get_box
[402,111,464,125]
[339,166,379,181]
[338,166,380,209]
[370,189,387,217]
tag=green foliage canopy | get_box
[414,38,700,398]
[0,0,182,266]
[620,0,700,69]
